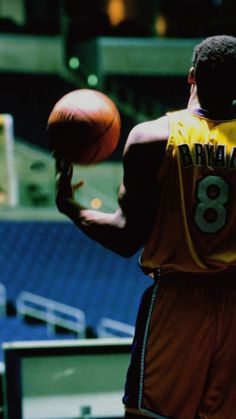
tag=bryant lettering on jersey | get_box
[178,143,236,170]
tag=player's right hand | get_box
[55,157,73,212]
[55,157,84,214]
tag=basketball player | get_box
[55,35,236,418]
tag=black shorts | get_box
[123,269,236,419]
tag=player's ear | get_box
[188,67,195,85]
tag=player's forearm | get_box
[58,199,138,256]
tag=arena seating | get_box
[0,220,151,342]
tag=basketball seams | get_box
[93,107,120,144]
[76,109,121,164]
[48,89,121,164]
[51,93,116,131]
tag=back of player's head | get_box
[192,35,236,111]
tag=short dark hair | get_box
[191,35,236,110]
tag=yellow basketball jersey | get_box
[140,108,236,273]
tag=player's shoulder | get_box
[124,116,169,153]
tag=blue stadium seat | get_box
[0,317,78,362]
[0,221,151,330]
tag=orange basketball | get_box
[47,89,121,164]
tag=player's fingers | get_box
[52,149,67,166]
[72,180,85,192]
[55,158,73,179]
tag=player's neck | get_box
[187,85,200,111]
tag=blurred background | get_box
[0,0,235,213]
[0,1,235,418]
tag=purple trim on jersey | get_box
[138,283,159,411]
[123,280,172,418]
[123,286,154,408]
[192,107,236,121]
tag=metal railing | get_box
[97,317,135,338]
[0,283,6,316]
[16,291,86,338]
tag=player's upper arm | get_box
[123,115,169,153]
[116,116,169,252]
[122,116,169,189]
